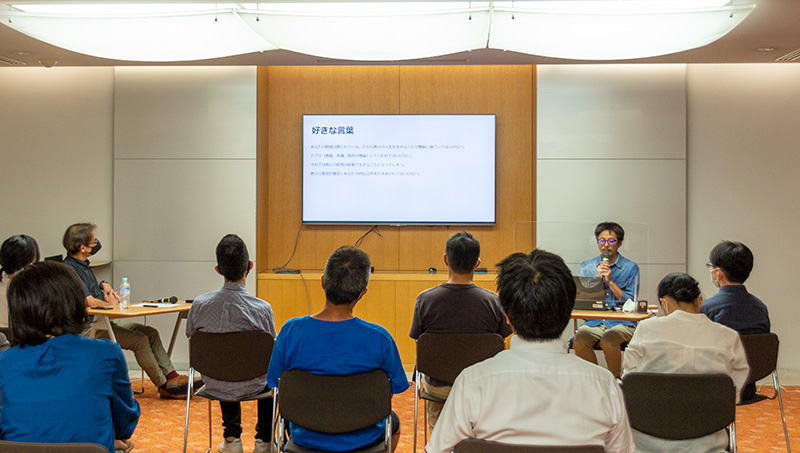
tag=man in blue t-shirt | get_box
[267,246,409,452]
[574,222,639,378]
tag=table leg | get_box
[91,315,117,342]
[168,311,188,357]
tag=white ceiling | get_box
[1,0,799,67]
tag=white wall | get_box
[536,65,688,307]
[113,66,258,369]
[0,68,115,269]
[687,64,800,374]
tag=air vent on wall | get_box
[0,54,26,65]
[775,48,800,62]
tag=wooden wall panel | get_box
[260,66,402,271]
[258,65,536,273]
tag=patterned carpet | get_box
[136,379,797,452]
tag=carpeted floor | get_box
[135,380,797,452]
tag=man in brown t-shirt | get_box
[409,232,511,432]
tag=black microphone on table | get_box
[147,296,178,303]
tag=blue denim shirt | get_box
[579,253,640,328]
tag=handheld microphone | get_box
[600,252,610,283]
[149,296,178,303]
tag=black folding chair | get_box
[273,369,392,453]
[413,333,505,450]
[182,331,275,453]
[622,372,737,452]
[739,333,790,452]
[454,438,604,453]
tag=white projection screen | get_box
[302,114,496,225]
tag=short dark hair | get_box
[445,232,480,274]
[216,234,250,281]
[0,235,40,282]
[709,241,753,284]
[657,272,701,303]
[63,223,96,254]
[496,249,576,341]
[7,261,88,347]
[323,246,371,305]
[594,222,625,242]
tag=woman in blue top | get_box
[0,261,140,452]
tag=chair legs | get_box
[423,404,429,445]
[729,421,737,453]
[182,368,214,453]
[206,399,213,453]
[412,371,420,453]
[183,368,194,453]
[773,371,792,452]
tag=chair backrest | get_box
[278,369,391,433]
[622,372,736,440]
[416,333,505,384]
[189,330,274,382]
[0,440,109,452]
[454,438,604,452]
[739,332,779,384]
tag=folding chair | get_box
[413,333,505,450]
[739,333,790,452]
[182,331,275,453]
[622,372,737,452]
[273,369,392,453]
[0,440,108,452]
[454,438,604,452]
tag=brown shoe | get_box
[158,385,187,399]
[164,375,189,392]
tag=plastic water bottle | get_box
[119,277,131,310]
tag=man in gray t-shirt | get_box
[409,232,511,432]
[186,234,276,453]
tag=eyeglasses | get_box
[597,238,617,246]
[705,262,717,269]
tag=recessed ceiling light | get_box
[13,50,30,55]
[758,47,775,52]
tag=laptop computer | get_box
[573,275,608,311]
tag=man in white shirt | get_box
[426,249,634,453]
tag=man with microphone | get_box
[574,222,639,378]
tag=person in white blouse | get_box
[623,272,750,453]
[426,249,634,453]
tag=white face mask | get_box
[710,268,721,288]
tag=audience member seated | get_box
[61,222,191,399]
[623,272,749,453]
[409,231,511,432]
[574,221,640,378]
[701,240,770,401]
[0,261,139,452]
[186,234,277,453]
[267,246,409,452]
[0,234,40,351]
[426,249,634,453]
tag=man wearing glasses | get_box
[574,222,639,378]
[702,240,770,401]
